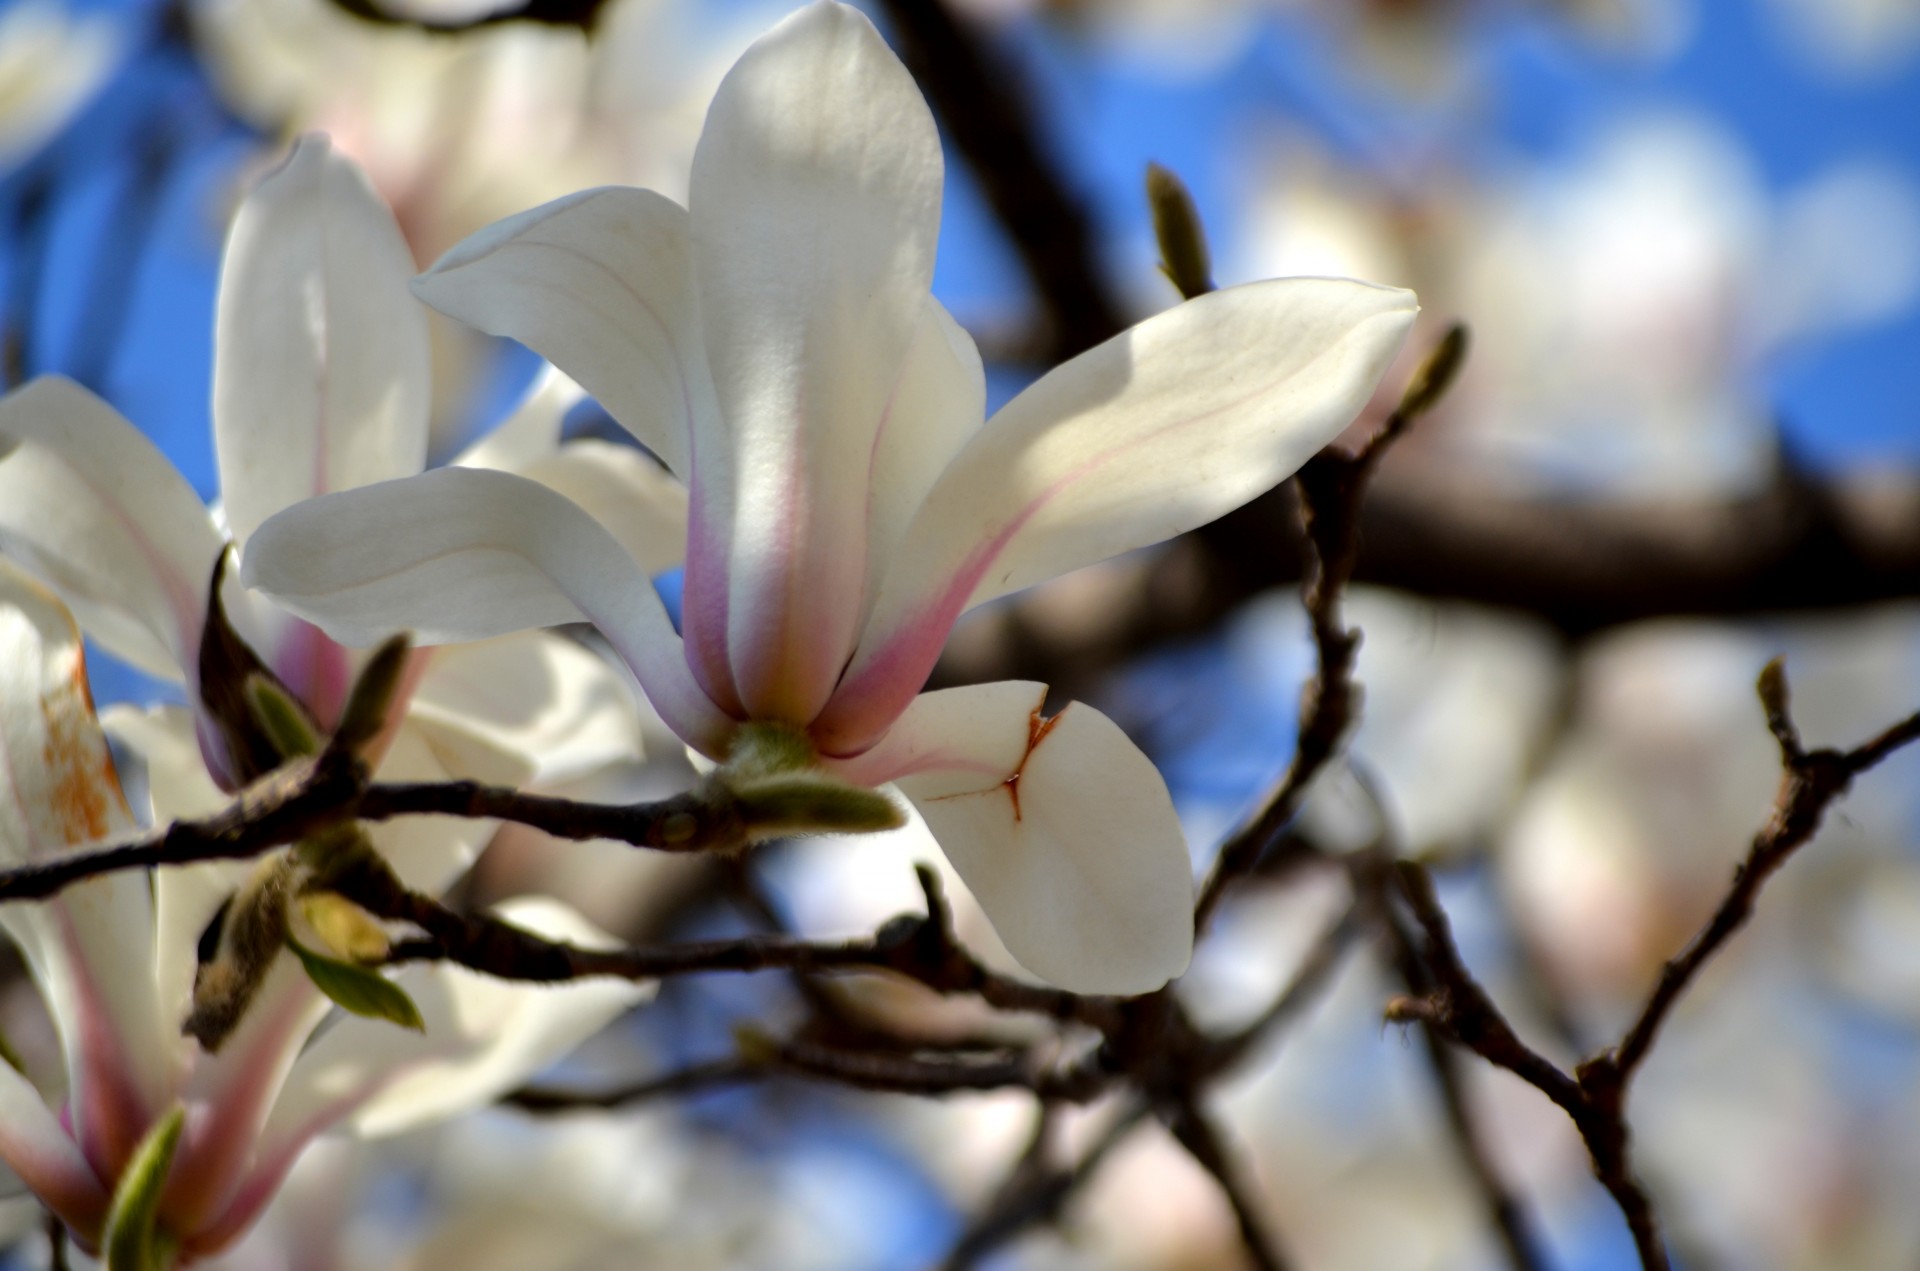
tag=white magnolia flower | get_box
[0,560,644,1264]
[0,0,124,172]
[0,134,665,804]
[246,1,1416,994]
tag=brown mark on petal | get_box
[1001,708,1063,824]
[40,648,128,845]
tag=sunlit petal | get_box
[242,467,731,752]
[215,134,429,547]
[820,278,1418,751]
[693,0,943,722]
[836,683,1194,994]
[0,377,221,680]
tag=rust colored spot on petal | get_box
[39,648,127,845]
[1001,708,1064,823]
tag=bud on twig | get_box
[183,856,295,1052]
[199,549,305,786]
[244,674,321,759]
[332,633,412,758]
[1396,322,1470,419]
[1147,162,1215,300]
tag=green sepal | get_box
[102,1103,185,1271]
[732,773,906,839]
[244,673,321,760]
[1147,162,1215,300]
[1396,322,1470,419]
[332,634,412,757]
[288,934,425,1033]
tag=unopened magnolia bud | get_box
[245,673,320,760]
[1147,162,1214,300]
[1396,323,1470,419]
[298,891,390,964]
[198,549,299,787]
[333,633,412,757]
[184,855,294,1052]
[732,773,906,840]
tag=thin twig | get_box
[505,1058,759,1112]
[1163,1094,1294,1271]
[937,1101,1152,1271]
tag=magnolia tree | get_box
[0,2,1917,1270]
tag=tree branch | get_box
[871,0,1125,361]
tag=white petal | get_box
[505,442,689,578]
[406,631,646,792]
[242,467,730,752]
[693,0,944,722]
[451,363,585,474]
[0,1055,107,1236]
[820,278,1418,752]
[413,186,718,484]
[841,684,1194,994]
[259,897,646,1152]
[0,376,221,680]
[367,722,500,897]
[859,298,985,622]
[0,564,178,1155]
[100,704,245,1040]
[215,134,429,547]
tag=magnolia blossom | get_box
[0,134,673,805]
[0,560,644,1263]
[247,1,1416,994]
[0,0,123,172]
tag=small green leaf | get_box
[244,673,321,759]
[333,634,413,757]
[102,1104,185,1271]
[288,935,425,1033]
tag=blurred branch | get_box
[939,457,1920,699]
[1164,1094,1295,1271]
[505,1057,758,1111]
[872,0,1125,361]
[45,1210,69,1271]
[939,1102,1152,1271]
[1364,852,1552,1271]
[1390,669,1920,1271]
[323,0,615,31]
[1194,327,1466,931]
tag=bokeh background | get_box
[2,0,1919,1268]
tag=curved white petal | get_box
[0,1056,107,1237]
[367,722,500,897]
[99,704,246,1044]
[840,684,1194,994]
[413,185,717,485]
[0,376,221,680]
[451,363,586,474]
[506,442,689,578]
[406,631,645,792]
[693,0,944,722]
[819,278,1418,751]
[0,564,177,1163]
[254,898,645,1175]
[242,467,730,752]
[859,298,985,623]
[215,134,429,547]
